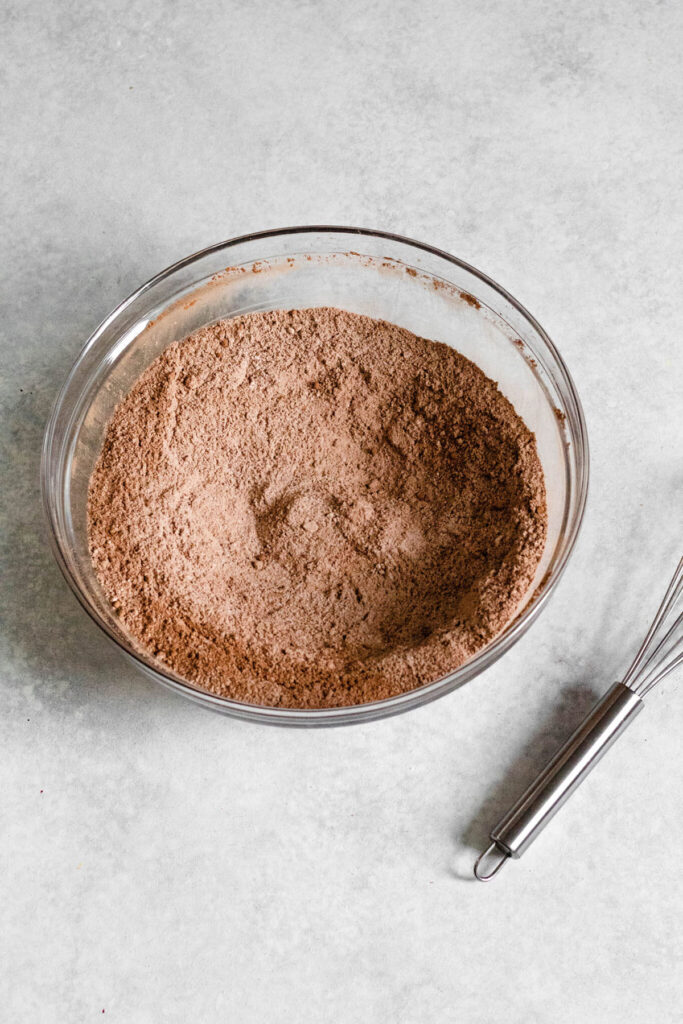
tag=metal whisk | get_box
[474,556,683,881]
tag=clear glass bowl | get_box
[42,226,589,726]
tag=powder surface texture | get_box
[88,307,547,708]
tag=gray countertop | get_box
[1,1,682,1021]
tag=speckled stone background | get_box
[1,2,682,1021]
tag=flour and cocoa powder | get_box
[88,307,547,708]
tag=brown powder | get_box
[88,307,547,708]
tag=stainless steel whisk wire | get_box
[623,558,683,695]
[474,556,683,881]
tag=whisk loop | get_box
[474,556,683,881]
[622,557,683,696]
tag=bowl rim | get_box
[42,224,589,726]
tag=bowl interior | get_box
[44,229,587,724]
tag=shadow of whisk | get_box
[451,682,600,879]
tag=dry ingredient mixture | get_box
[88,307,547,708]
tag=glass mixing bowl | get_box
[42,226,588,725]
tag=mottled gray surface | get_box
[1,1,682,1021]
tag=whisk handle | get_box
[475,683,643,879]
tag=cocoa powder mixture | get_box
[88,307,547,708]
